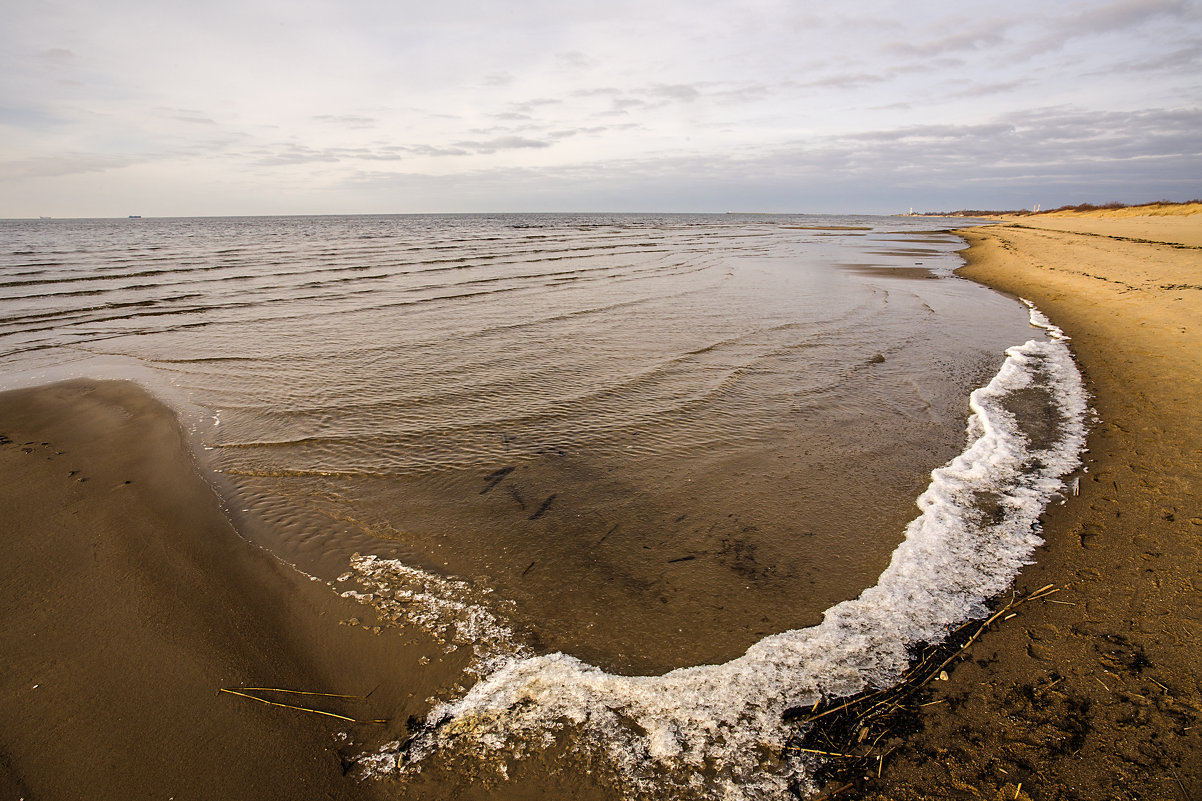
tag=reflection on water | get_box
[0,213,1033,673]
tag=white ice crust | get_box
[348,301,1088,799]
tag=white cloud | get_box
[0,152,141,180]
[1,0,1200,216]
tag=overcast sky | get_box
[2,0,1199,217]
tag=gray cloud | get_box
[251,142,412,166]
[888,18,1019,57]
[154,107,217,125]
[338,105,1202,213]
[253,144,342,167]
[546,125,627,139]
[1085,45,1202,76]
[0,105,66,129]
[510,98,562,113]
[571,87,623,98]
[555,51,594,70]
[453,136,552,153]
[708,83,776,105]
[772,106,1202,191]
[397,144,470,157]
[946,79,1032,99]
[611,97,647,111]
[1012,0,1199,60]
[312,114,378,129]
[800,73,888,90]
[1071,0,1193,36]
[0,153,138,180]
[578,82,713,117]
[647,84,701,102]
[37,48,74,63]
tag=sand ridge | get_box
[1004,212,1202,248]
[1038,201,1202,219]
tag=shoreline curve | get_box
[869,211,1202,799]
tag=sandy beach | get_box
[0,379,615,801]
[0,380,445,801]
[870,208,1202,800]
[2,208,1198,801]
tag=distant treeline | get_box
[926,198,1202,217]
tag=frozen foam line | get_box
[350,300,1088,800]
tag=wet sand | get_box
[0,380,453,801]
[869,212,1202,800]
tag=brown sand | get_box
[0,380,455,801]
[0,378,611,801]
[1010,211,1202,248]
[866,213,1202,799]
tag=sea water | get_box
[0,213,1086,798]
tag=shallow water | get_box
[0,213,1084,797]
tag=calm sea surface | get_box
[0,213,1082,798]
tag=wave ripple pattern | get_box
[356,304,1087,799]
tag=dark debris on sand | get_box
[782,585,1064,800]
